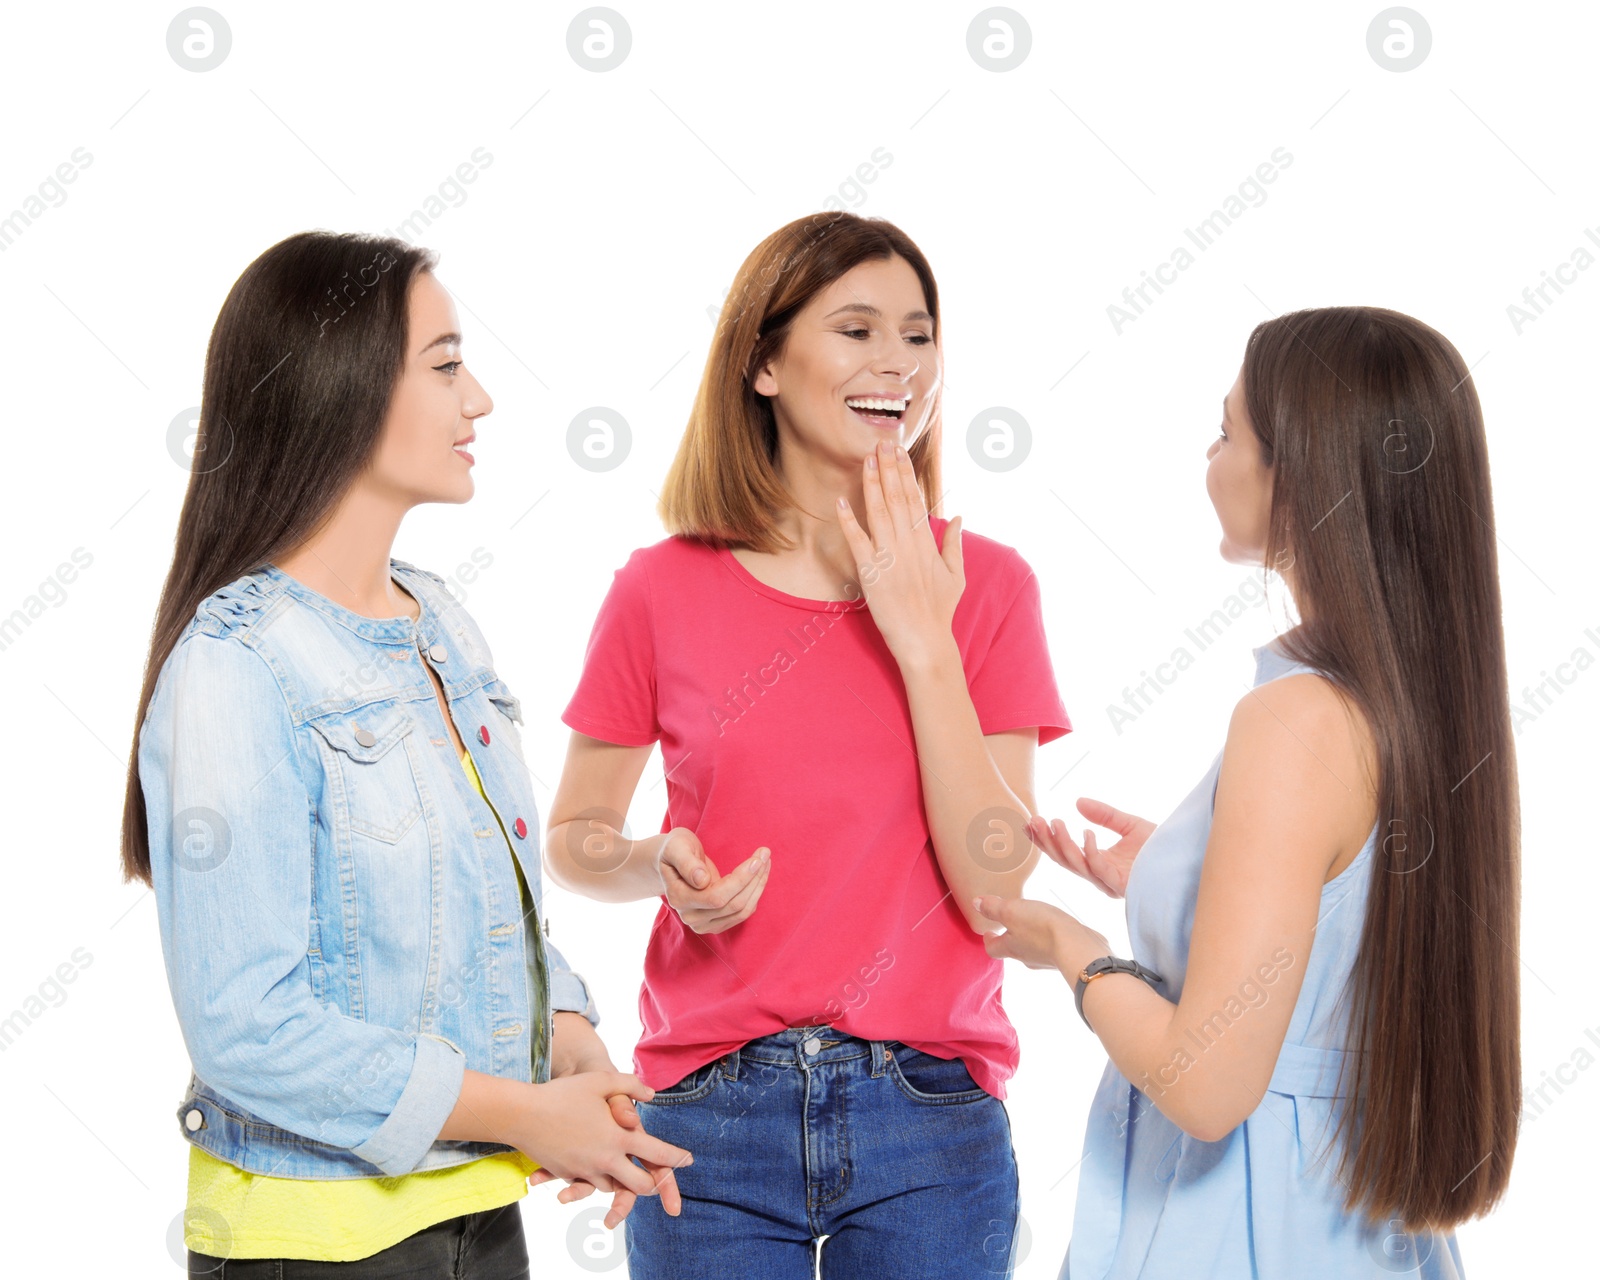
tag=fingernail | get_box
[867,453,878,470]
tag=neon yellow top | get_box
[183,747,540,1262]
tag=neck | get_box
[765,449,867,575]
[274,486,410,618]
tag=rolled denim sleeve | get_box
[544,937,601,1028]
[140,630,463,1177]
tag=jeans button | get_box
[803,1036,821,1055]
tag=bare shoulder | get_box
[1223,672,1379,877]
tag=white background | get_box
[0,1,1592,1274]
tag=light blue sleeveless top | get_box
[1061,636,1466,1279]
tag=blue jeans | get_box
[624,1025,1020,1278]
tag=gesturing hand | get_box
[656,827,770,934]
[836,438,964,668]
[1027,798,1155,899]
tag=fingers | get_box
[681,849,770,933]
[606,1092,641,1129]
[835,489,874,569]
[660,835,712,890]
[558,1179,599,1203]
[629,1130,695,1172]
[602,1189,638,1229]
[860,444,894,541]
[1076,796,1148,839]
[972,893,1007,924]
[1082,829,1125,898]
[602,1157,670,1200]
[875,441,914,534]
[1028,815,1092,878]
[643,1161,684,1216]
[701,850,769,928]
[893,444,931,527]
[598,1072,658,1105]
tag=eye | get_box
[841,328,870,340]
[907,334,933,346]
[434,360,462,375]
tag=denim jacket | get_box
[137,558,599,1179]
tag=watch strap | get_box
[1073,956,1163,1029]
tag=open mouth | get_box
[845,395,910,426]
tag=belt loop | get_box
[870,1038,889,1077]
[721,1046,741,1082]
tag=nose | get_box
[872,338,920,380]
[464,368,494,419]
[1205,436,1220,461]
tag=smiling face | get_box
[360,270,493,507]
[750,254,941,472]
[1205,367,1275,566]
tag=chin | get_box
[424,481,474,505]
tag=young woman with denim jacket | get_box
[122,231,690,1276]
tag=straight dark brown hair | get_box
[1242,305,1520,1230]
[660,211,944,552]
[119,231,438,885]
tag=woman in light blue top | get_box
[976,306,1520,1278]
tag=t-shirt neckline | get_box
[715,545,871,612]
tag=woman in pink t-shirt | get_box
[541,212,1071,1277]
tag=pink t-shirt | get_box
[561,515,1072,1098]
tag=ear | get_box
[751,362,779,397]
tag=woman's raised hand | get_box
[836,438,964,668]
[1027,798,1156,899]
[656,826,770,933]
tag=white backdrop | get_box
[0,1,1592,1274]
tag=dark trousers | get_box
[187,1203,529,1278]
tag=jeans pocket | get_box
[884,1042,990,1104]
[643,1058,723,1106]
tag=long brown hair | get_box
[119,231,438,885]
[660,212,944,552]
[1242,306,1520,1229]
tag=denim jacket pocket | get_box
[308,701,424,843]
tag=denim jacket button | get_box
[184,1108,204,1132]
[478,725,491,745]
[513,817,528,839]
[353,727,377,748]
[429,644,448,662]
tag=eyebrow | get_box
[823,303,935,324]
[419,332,461,354]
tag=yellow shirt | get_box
[184,748,541,1261]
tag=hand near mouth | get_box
[836,438,964,669]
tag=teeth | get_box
[845,396,909,412]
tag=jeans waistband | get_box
[713,1025,895,1078]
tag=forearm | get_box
[899,635,1038,931]
[550,1010,614,1077]
[1070,951,1240,1141]
[545,821,669,902]
[436,1068,538,1146]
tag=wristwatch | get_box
[1073,955,1164,1030]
